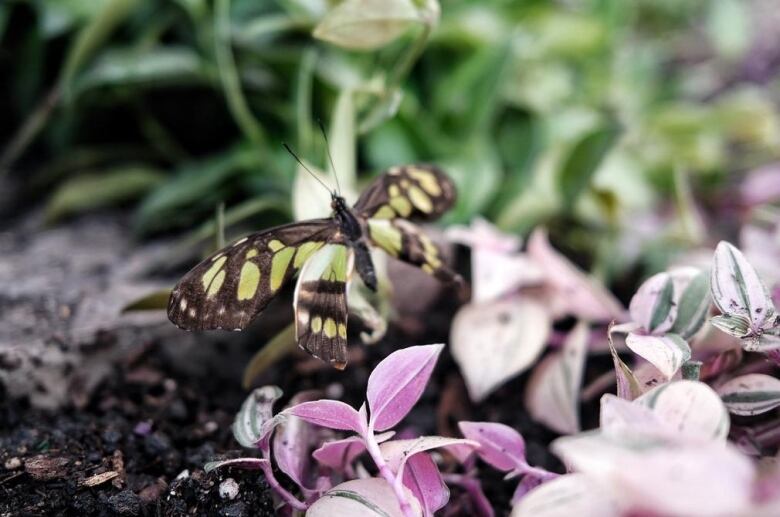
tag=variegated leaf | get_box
[624,332,691,379]
[711,241,775,332]
[232,386,283,448]
[307,478,422,517]
[670,270,711,339]
[636,380,730,442]
[629,272,676,334]
[717,374,780,416]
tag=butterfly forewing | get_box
[366,218,462,285]
[353,164,456,222]
[168,219,340,331]
[293,244,353,369]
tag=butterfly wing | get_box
[366,218,462,285]
[168,219,340,331]
[293,244,353,369]
[353,164,456,222]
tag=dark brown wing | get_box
[293,244,352,369]
[168,219,341,331]
[366,218,462,285]
[353,164,456,222]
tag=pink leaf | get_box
[313,432,395,471]
[447,217,522,254]
[284,400,365,433]
[740,162,780,206]
[447,218,542,303]
[274,391,320,491]
[458,421,526,472]
[511,475,544,505]
[527,228,625,323]
[403,452,449,517]
[599,394,669,441]
[524,322,588,434]
[313,436,367,471]
[452,475,495,517]
[607,325,642,400]
[471,250,544,303]
[367,344,444,431]
[616,446,753,517]
[380,436,480,475]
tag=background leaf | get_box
[524,322,588,434]
[45,166,164,223]
[558,121,621,212]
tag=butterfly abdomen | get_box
[352,240,377,291]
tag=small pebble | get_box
[175,469,190,480]
[4,457,21,470]
[203,421,218,434]
[219,478,239,500]
[325,383,343,399]
[133,420,153,436]
[163,378,177,392]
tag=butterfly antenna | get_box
[283,142,333,194]
[317,118,342,196]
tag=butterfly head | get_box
[330,193,349,214]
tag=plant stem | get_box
[363,429,415,517]
[441,474,493,517]
[258,459,308,511]
[519,464,558,482]
[0,86,60,175]
[681,360,703,381]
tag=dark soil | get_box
[0,337,276,516]
[1,324,565,516]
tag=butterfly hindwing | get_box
[353,164,456,222]
[366,218,462,284]
[293,244,353,369]
[168,219,340,331]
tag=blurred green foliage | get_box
[1,0,779,279]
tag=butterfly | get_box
[167,163,461,369]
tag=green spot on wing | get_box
[270,247,295,291]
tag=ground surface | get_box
[0,212,563,516]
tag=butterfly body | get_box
[168,164,459,368]
[331,194,377,291]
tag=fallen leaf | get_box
[451,298,550,402]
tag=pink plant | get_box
[287,344,479,516]
[458,421,558,504]
[208,345,480,516]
